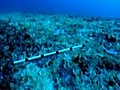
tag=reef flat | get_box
[0,13,120,90]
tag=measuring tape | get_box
[13,44,84,65]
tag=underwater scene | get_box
[0,0,120,90]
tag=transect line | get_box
[13,44,84,65]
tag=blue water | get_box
[0,0,120,18]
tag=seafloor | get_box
[0,13,120,90]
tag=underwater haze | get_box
[0,0,120,18]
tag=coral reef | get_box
[0,13,120,90]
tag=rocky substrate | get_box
[0,13,120,90]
